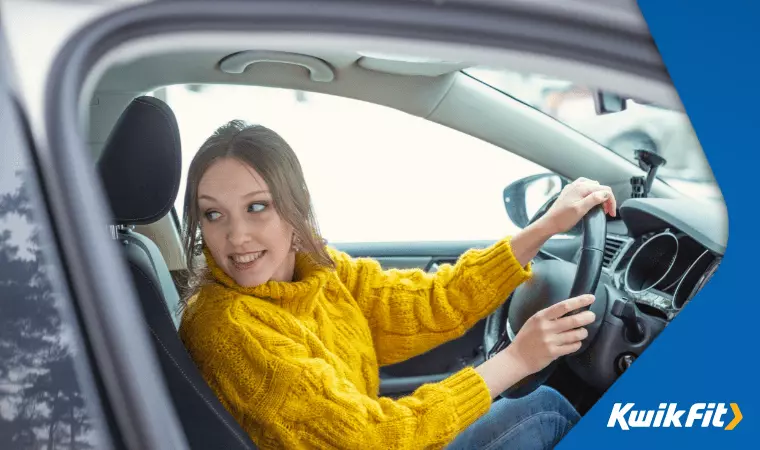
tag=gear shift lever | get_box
[611,298,645,343]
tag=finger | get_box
[553,310,597,332]
[587,184,617,216]
[553,327,589,345]
[577,188,612,215]
[584,184,612,196]
[607,188,618,217]
[590,185,611,215]
[572,177,593,191]
[574,179,601,196]
[574,177,598,184]
[553,341,583,357]
[597,186,614,216]
[541,294,595,320]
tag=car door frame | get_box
[0,25,118,450]
[0,8,190,450]
[33,0,672,447]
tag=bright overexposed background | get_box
[165,69,722,244]
[166,84,551,243]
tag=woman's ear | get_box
[195,229,206,256]
[291,233,302,252]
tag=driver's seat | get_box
[98,96,258,449]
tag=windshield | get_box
[464,68,722,200]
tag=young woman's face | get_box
[197,157,296,287]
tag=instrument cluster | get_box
[604,230,720,320]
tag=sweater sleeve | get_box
[329,236,531,366]
[197,317,492,450]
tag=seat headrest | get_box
[98,96,182,225]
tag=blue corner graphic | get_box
[559,0,758,448]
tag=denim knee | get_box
[446,386,581,450]
[525,385,581,425]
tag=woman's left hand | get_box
[539,177,617,235]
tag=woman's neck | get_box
[255,250,298,285]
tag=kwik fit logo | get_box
[608,403,743,430]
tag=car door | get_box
[0,12,190,450]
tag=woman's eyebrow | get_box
[199,190,269,202]
[198,194,217,202]
[243,190,270,198]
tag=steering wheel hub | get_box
[507,259,607,350]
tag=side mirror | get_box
[503,173,568,229]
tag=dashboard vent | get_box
[603,235,629,268]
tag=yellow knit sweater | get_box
[179,237,531,449]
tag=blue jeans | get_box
[446,386,580,450]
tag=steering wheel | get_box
[483,205,607,398]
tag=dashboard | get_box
[599,197,727,321]
[524,195,729,392]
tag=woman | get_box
[178,120,617,449]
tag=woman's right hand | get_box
[505,294,596,375]
[475,294,596,398]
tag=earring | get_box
[291,234,302,252]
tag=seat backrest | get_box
[98,96,258,449]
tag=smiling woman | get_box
[176,114,615,449]
[183,121,333,292]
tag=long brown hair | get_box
[179,120,333,307]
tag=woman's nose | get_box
[226,216,251,246]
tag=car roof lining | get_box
[86,33,683,182]
[87,31,684,167]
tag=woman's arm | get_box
[509,218,555,267]
[333,177,616,366]
[510,177,617,267]
[330,236,531,366]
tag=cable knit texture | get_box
[179,237,531,449]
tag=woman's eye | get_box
[204,211,221,221]
[248,202,267,213]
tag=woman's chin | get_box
[235,273,270,288]
[228,266,271,288]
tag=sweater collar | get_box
[203,247,329,315]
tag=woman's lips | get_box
[230,250,266,271]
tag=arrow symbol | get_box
[725,403,742,430]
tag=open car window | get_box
[166,84,555,243]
